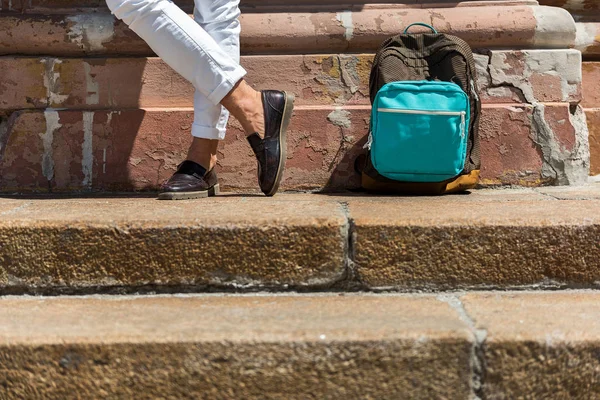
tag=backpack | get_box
[359,23,481,195]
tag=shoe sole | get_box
[265,91,295,197]
[157,184,220,200]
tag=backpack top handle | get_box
[403,23,438,34]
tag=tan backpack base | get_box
[361,170,479,195]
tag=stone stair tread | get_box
[1,0,540,13]
[0,6,575,56]
[0,102,586,192]
[1,291,599,398]
[0,50,583,112]
[1,187,600,292]
[0,294,469,345]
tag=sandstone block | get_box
[1,51,584,112]
[350,198,600,289]
[0,6,574,56]
[0,197,347,290]
[0,55,372,111]
[462,292,600,399]
[0,294,473,399]
[582,62,600,109]
[586,109,600,176]
[475,49,581,105]
[0,104,587,192]
[0,108,366,192]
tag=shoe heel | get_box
[209,184,220,197]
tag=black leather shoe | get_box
[158,160,219,200]
[247,90,295,196]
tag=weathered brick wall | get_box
[539,0,600,176]
[0,1,592,192]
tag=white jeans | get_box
[106,0,246,140]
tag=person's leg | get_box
[106,0,246,107]
[187,0,242,171]
[106,0,293,197]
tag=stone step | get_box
[0,291,598,398]
[0,50,583,112]
[582,62,600,109]
[539,0,599,21]
[575,22,600,59]
[537,1,600,59]
[582,61,599,177]
[0,0,539,13]
[588,108,599,177]
[1,188,600,293]
[0,6,575,56]
[0,103,589,192]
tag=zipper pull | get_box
[363,132,373,150]
[470,79,479,102]
[460,112,466,138]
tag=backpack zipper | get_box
[470,79,479,102]
[364,132,373,150]
[377,108,467,138]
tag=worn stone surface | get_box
[462,292,600,399]
[3,188,600,292]
[586,109,600,176]
[0,55,372,112]
[574,22,600,57]
[0,6,573,56]
[350,196,600,289]
[532,104,590,185]
[0,197,347,290]
[582,62,600,109]
[535,184,600,199]
[476,49,581,105]
[1,0,539,12]
[478,104,546,186]
[0,294,473,399]
[539,0,599,13]
[0,104,585,192]
[1,51,585,112]
[0,107,367,192]
[1,290,600,398]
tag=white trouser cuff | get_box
[206,65,247,105]
[191,123,227,140]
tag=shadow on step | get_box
[317,134,473,197]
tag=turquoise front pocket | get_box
[370,81,470,183]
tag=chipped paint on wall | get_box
[82,111,94,188]
[40,111,61,182]
[84,62,100,105]
[574,23,598,53]
[532,104,589,185]
[102,111,116,175]
[66,14,115,51]
[41,58,69,106]
[328,108,352,129]
[532,6,576,48]
[487,50,580,104]
[338,55,360,94]
[336,11,354,42]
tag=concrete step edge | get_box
[1,189,600,293]
[0,49,584,112]
[0,291,599,399]
[0,103,589,192]
[0,5,575,56]
[0,0,540,13]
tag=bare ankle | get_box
[186,138,219,171]
[222,80,265,138]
